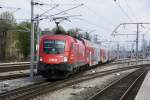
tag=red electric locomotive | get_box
[38,34,87,79]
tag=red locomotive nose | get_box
[39,37,69,64]
[41,54,68,64]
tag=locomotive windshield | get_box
[43,40,65,54]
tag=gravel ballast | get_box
[33,69,137,100]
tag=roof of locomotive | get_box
[41,34,74,40]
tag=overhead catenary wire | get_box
[33,2,83,20]
[54,8,109,33]
[63,21,76,29]
[72,0,116,28]
[114,0,134,22]
[29,0,84,32]
[0,4,21,14]
[72,0,119,42]
[49,3,83,17]
[72,17,109,32]
[142,26,150,35]
[34,4,59,19]
[36,0,80,6]
[33,5,82,32]
[124,0,139,22]
[48,0,111,33]
[26,0,114,34]
[0,5,20,10]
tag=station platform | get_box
[135,71,150,100]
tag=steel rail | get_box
[0,62,30,66]
[119,71,147,100]
[87,72,126,100]
[87,68,148,100]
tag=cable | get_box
[114,0,134,22]
[34,6,54,22]
[143,26,150,35]
[34,4,59,19]
[34,4,81,29]
[54,7,109,32]
[36,0,80,6]
[0,4,20,10]
[72,17,109,32]
[63,21,75,29]
[49,0,111,33]
[28,0,111,33]
[0,4,21,14]
[34,1,83,19]
[50,4,83,17]
[72,0,116,27]
[124,0,139,22]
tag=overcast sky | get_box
[0,0,150,49]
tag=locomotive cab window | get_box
[43,40,65,54]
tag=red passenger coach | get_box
[82,39,99,66]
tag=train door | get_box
[89,51,92,66]
[95,47,100,64]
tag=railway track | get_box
[87,67,149,100]
[0,61,124,81]
[0,73,29,80]
[0,62,30,73]
[0,62,35,80]
[0,64,149,100]
[0,59,148,72]
[0,59,148,81]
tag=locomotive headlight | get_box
[40,57,43,61]
[64,57,68,62]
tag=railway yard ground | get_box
[0,59,150,100]
[34,68,137,100]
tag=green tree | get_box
[51,25,66,34]
[67,29,76,37]
[16,22,31,59]
[16,21,39,60]
[0,11,16,61]
[84,32,91,40]
[67,28,81,38]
